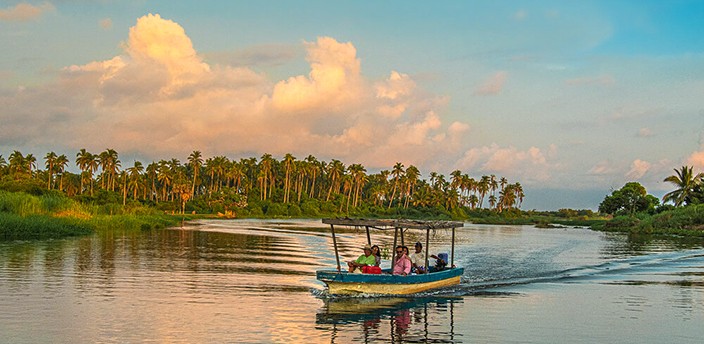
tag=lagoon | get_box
[1,220,703,343]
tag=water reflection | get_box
[317,297,461,343]
[1,221,703,343]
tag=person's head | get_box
[414,242,422,253]
[363,244,372,256]
[403,246,409,255]
[371,245,380,256]
[395,245,404,256]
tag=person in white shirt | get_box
[410,242,443,274]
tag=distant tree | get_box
[599,182,659,215]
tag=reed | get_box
[0,213,93,240]
[0,191,181,241]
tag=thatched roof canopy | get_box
[322,218,464,230]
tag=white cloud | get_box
[0,2,54,22]
[625,159,651,179]
[0,14,470,172]
[474,71,507,95]
[686,150,704,171]
[456,144,555,183]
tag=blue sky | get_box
[1,1,703,210]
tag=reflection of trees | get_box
[600,232,703,257]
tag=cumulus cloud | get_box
[456,143,556,183]
[626,159,651,179]
[474,71,507,95]
[271,37,362,112]
[686,150,704,171]
[0,13,473,170]
[0,1,54,21]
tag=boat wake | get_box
[438,249,704,296]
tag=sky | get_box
[1,1,704,211]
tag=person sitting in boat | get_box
[371,245,382,267]
[347,244,377,273]
[392,245,412,276]
[410,242,444,274]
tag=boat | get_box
[316,218,465,295]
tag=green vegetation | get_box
[1,148,534,240]
[0,190,180,240]
[2,148,702,240]
[594,166,704,238]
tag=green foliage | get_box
[593,204,704,237]
[0,213,93,240]
[598,182,659,215]
[0,177,46,195]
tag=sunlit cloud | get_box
[456,144,556,183]
[100,18,112,30]
[474,71,507,96]
[0,1,54,22]
[588,160,616,175]
[0,13,473,172]
[271,36,362,112]
[625,159,651,179]
[686,150,704,171]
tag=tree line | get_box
[598,165,704,216]
[0,149,525,216]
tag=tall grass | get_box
[0,213,93,240]
[0,191,181,241]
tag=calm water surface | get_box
[1,219,703,343]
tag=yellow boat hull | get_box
[325,275,461,295]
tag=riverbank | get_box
[590,203,704,238]
[0,190,186,241]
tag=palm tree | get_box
[663,166,704,206]
[188,151,203,198]
[0,155,6,176]
[282,153,296,203]
[55,154,69,191]
[44,152,57,189]
[127,161,144,200]
[478,175,490,208]
[99,149,121,191]
[24,154,36,177]
[404,165,420,208]
[326,159,344,201]
[157,160,173,202]
[387,162,404,209]
[76,149,98,195]
[145,162,159,201]
[8,150,25,177]
[348,163,367,208]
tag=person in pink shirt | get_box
[393,245,411,276]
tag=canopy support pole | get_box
[424,228,430,273]
[330,224,341,272]
[365,226,371,246]
[451,227,456,267]
[391,227,399,274]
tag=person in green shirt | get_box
[347,244,377,273]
